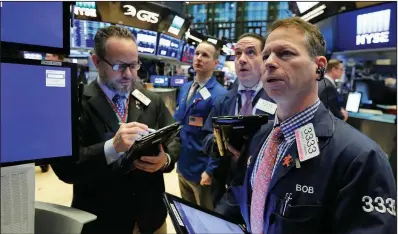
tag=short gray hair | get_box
[94,25,137,58]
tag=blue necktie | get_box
[112,94,126,117]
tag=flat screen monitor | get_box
[346,92,362,113]
[157,34,181,59]
[181,44,195,64]
[1,2,71,55]
[354,80,373,105]
[0,57,79,166]
[170,76,188,87]
[116,25,158,55]
[150,75,169,87]
[71,19,112,49]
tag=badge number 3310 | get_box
[362,196,396,216]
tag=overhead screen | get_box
[0,2,70,54]
[335,2,397,51]
[0,58,78,166]
[157,33,183,59]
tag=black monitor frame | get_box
[0,56,79,167]
[1,2,72,55]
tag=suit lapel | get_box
[127,89,144,123]
[269,142,298,191]
[86,81,119,133]
[268,103,335,192]
[226,89,238,116]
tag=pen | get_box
[118,123,156,134]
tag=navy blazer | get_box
[231,103,396,234]
[174,76,227,182]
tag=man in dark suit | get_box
[318,59,348,121]
[51,26,179,234]
[202,33,276,220]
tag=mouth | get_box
[266,78,284,83]
[119,79,131,84]
[239,68,249,72]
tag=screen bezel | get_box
[1,2,71,55]
[346,92,362,113]
[0,56,79,167]
[163,192,248,234]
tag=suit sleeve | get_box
[156,95,180,173]
[204,90,228,176]
[332,147,397,234]
[320,86,344,120]
[51,103,115,185]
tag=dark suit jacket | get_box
[318,78,344,120]
[52,80,180,234]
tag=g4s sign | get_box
[123,5,159,24]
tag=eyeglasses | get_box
[100,57,141,72]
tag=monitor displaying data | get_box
[71,19,111,49]
[117,25,158,55]
[157,34,182,59]
[170,76,188,87]
[181,43,195,64]
[1,2,68,53]
[150,75,169,87]
[0,58,78,165]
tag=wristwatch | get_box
[162,153,171,170]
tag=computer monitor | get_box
[170,76,188,87]
[150,75,169,87]
[1,2,71,55]
[157,34,181,59]
[0,57,79,166]
[71,19,111,49]
[354,79,373,105]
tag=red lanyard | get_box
[105,96,129,123]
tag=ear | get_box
[214,59,219,69]
[316,56,327,70]
[91,54,101,69]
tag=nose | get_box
[238,54,248,65]
[263,53,278,71]
[122,66,134,78]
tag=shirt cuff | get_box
[104,139,124,165]
[163,153,171,170]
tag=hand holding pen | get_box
[112,122,156,153]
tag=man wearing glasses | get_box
[318,59,348,121]
[52,26,179,234]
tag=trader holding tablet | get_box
[52,26,179,234]
[202,33,276,213]
[228,17,396,233]
[174,41,227,211]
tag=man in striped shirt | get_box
[228,17,396,234]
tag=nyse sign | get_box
[123,5,159,24]
[356,9,391,45]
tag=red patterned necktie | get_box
[250,126,282,233]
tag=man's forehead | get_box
[196,43,215,52]
[236,37,261,49]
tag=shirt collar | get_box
[97,77,129,101]
[274,98,321,142]
[194,76,212,88]
[237,81,263,96]
[324,74,336,87]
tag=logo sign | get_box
[356,9,391,45]
[74,2,97,18]
[123,5,159,24]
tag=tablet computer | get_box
[120,122,181,173]
[346,92,362,113]
[163,192,248,234]
[212,115,269,157]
